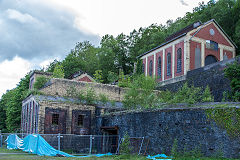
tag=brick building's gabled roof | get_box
[137,19,237,59]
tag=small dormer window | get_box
[206,40,218,51]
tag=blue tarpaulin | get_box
[5,134,74,157]
[147,154,172,160]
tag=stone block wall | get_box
[40,79,127,102]
[98,105,240,158]
[38,99,96,134]
[157,57,240,101]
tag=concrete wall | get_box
[157,57,240,102]
[40,78,127,102]
[99,105,240,158]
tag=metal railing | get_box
[0,133,148,155]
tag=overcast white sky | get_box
[0,0,209,98]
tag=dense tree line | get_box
[0,0,239,132]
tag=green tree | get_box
[224,60,240,101]
[93,70,103,83]
[52,64,65,78]
[34,76,50,90]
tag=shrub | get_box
[34,76,49,90]
[93,70,104,83]
[52,64,65,78]
[98,93,109,104]
[85,87,96,104]
[123,75,157,109]
[224,60,240,101]
[119,133,132,155]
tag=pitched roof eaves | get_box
[137,33,187,58]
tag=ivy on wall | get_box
[205,106,240,138]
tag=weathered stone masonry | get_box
[98,105,240,158]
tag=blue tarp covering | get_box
[147,154,172,160]
[5,134,74,157]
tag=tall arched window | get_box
[177,48,182,73]
[149,60,153,76]
[167,53,171,76]
[157,56,161,78]
[142,63,145,74]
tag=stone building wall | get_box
[156,57,240,101]
[40,79,127,102]
[98,104,240,158]
[37,99,96,134]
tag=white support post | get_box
[172,44,175,78]
[89,135,93,154]
[58,133,61,151]
[184,40,187,75]
[162,50,165,81]
[201,42,205,67]
[145,57,148,76]
[220,47,223,61]
[153,53,156,77]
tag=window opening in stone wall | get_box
[167,53,171,76]
[149,60,153,76]
[78,115,84,127]
[157,56,161,78]
[29,77,34,89]
[206,40,218,51]
[52,114,59,125]
[177,48,182,73]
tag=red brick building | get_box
[139,19,237,83]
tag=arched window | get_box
[157,56,161,78]
[149,60,153,76]
[142,63,145,74]
[177,48,182,73]
[167,53,171,76]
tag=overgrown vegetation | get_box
[33,76,50,90]
[224,59,240,101]
[119,133,133,155]
[123,75,214,109]
[52,63,65,78]
[206,106,240,138]
[123,75,157,109]
[66,86,111,105]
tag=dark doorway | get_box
[101,126,119,153]
[205,55,217,66]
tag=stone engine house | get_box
[139,19,237,85]
[21,71,125,134]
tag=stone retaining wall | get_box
[98,104,240,158]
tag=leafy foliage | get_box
[34,76,50,90]
[52,64,65,78]
[123,75,157,109]
[119,133,133,155]
[0,74,30,132]
[93,70,104,83]
[224,60,240,101]
[206,106,240,138]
